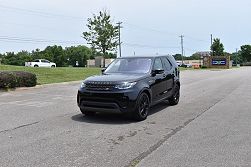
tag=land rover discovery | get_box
[77,55,180,121]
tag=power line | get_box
[2,22,59,31]
[185,35,209,43]
[123,42,179,49]
[184,47,198,52]
[0,5,83,21]
[1,4,214,48]
[0,35,85,45]
[124,22,178,37]
[0,35,180,50]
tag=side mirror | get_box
[152,69,164,76]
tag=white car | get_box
[25,59,56,68]
[176,61,182,66]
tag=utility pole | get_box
[117,22,123,57]
[179,35,184,64]
[210,34,213,56]
[211,34,213,47]
[235,48,238,65]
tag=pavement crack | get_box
[125,97,228,167]
[0,121,39,134]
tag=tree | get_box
[83,10,119,67]
[0,53,3,64]
[240,45,251,62]
[1,51,32,66]
[65,45,91,67]
[43,45,67,67]
[230,51,243,64]
[189,53,201,60]
[173,54,182,60]
[31,49,43,60]
[211,38,224,56]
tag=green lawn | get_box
[0,65,101,85]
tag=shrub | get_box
[201,65,208,69]
[0,71,37,89]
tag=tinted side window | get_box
[41,60,49,63]
[168,56,177,66]
[162,57,173,71]
[153,58,163,70]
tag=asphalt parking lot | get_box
[0,67,251,167]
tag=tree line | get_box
[1,43,251,67]
[0,45,116,67]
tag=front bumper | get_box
[77,89,139,113]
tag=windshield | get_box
[105,58,152,74]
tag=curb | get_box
[0,80,82,93]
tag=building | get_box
[195,51,211,57]
[87,56,114,67]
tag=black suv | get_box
[77,55,180,121]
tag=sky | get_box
[0,0,251,57]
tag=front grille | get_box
[86,83,115,91]
[78,91,129,109]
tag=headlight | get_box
[115,82,137,90]
[80,82,86,88]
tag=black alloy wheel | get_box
[169,84,180,105]
[134,93,150,121]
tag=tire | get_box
[51,65,55,68]
[34,65,39,67]
[169,84,180,106]
[80,109,95,116]
[133,92,150,121]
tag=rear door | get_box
[161,57,175,97]
[151,58,168,102]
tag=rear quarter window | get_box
[162,57,173,71]
[167,56,177,66]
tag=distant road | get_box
[0,67,250,167]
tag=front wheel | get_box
[133,93,150,121]
[169,84,180,105]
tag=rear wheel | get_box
[133,93,150,121]
[51,65,55,68]
[34,65,39,67]
[169,84,180,105]
[80,109,95,116]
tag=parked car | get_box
[176,61,182,67]
[77,55,180,121]
[25,59,56,68]
[180,63,192,68]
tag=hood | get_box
[84,73,148,83]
